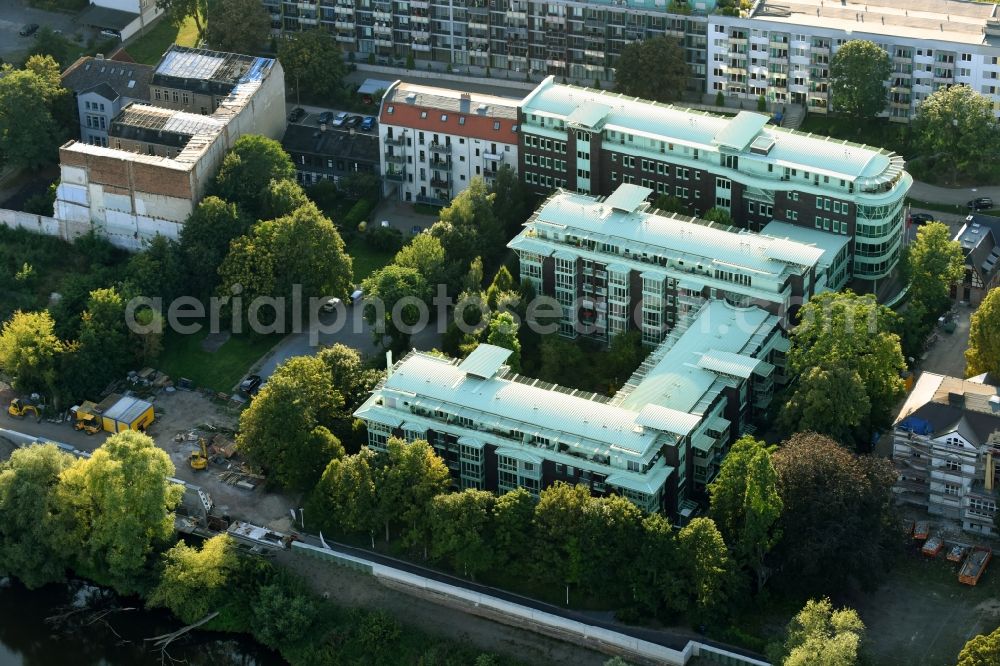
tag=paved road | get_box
[251,306,442,380]
[0,0,84,62]
[908,181,1000,207]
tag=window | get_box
[420,111,427,118]
[459,116,465,125]
[440,114,447,121]
[387,105,394,114]
[945,460,961,471]
[494,121,501,130]
[944,483,960,496]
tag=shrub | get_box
[365,227,404,253]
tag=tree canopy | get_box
[213,135,297,218]
[772,432,897,593]
[238,355,345,489]
[906,221,964,316]
[485,312,521,372]
[179,196,248,298]
[278,31,347,103]
[393,233,446,297]
[614,36,689,103]
[967,287,1000,378]
[676,517,734,622]
[770,597,865,666]
[958,626,1000,666]
[913,85,999,182]
[829,40,891,119]
[361,264,428,354]
[781,291,905,444]
[147,534,243,623]
[0,59,70,170]
[155,0,206,38]
[205,0,270,54]
[0,310,63,395]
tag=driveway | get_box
[372,198,440,236]
[918,303,972,378]
[0,2,82,62]
[251,305,443,380]
[909,180,1000,208]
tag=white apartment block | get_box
[507,184,831,344]
[894,372,1000,536]
[708,0,1000,121]
[377,81,519,205]
[356,297,785,517]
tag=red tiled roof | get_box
[379,101,518,144]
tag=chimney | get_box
[385,350,393,376]
[987,451,994,491]
[96,53,105,60]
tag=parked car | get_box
[19,23,39,36]
[360,116,376,131]
[909,213,934,226]
[346,115,362,128]
[99,28,120,39]
[317,111,334,124]
[321,297,342,312]
[332,112,348,127]
[288,107,305,122]
[238,375,262,395]
[968,197,994,211]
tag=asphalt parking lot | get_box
[0,3,81,62]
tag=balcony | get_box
[468,19,488,31]
[429,141,451,153]
[373,9,391,20]
[410,13,429,23]
[811,44,830,55]
[384,152,407,164]
[333,4,353,13]
[430,156,451,168]
[412,28,430,39]
[411,0,428,7]
[373,22,392,35]
[334,19,354,29]
[384,168,405,181]
[411,41,431,52]
[385,134,406,146]
[417,194,450,206]
[483,149,503,161]
[430,175,451,188]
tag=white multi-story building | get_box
[507,184,831,344]
[377,81,519,205]
[893,372,1000,536]
[356,297,785,517]
[709,0,1000,122]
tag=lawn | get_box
[127,15,200,65]
[346,237,395,282]
[157,329,280,393]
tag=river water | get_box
[0,577,285,666]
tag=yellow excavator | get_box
[8,398,40,419]
[70,402,101,435]
[189,437,209,470]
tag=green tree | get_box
[126,235,185,302]
[220,202,353,313]
[676,517,734,622]
[779,365,871,444]
[68,287,129,400]
[393,233,446,297]
[27,27,74,67]
[155,0,206,38]
[485,265,515,309]
[485,312,521,372]
[781,291,905,443]
[310,448,380,546]
[238,355,345,489]
[533,482,591,604]
[653,194,688,215]
[361,264,428,354]
[147,534,242,623]
[0,310,63,395]
[179,196,248,298]
[772,432,897,593]
[491,164,536,238]
[0,444,75,588]
[251,579,317,649]
[958,626,1000,666]
[258,178,310,221]
[913,85,999,182]
[317,343,384,414]
[906,221,964,316]
[702,207,733,225]
[434,178,506,275]
[602,330,644,393]
[376,438,450,546]
[770,597,865,666]
[579,494,644,599]
[967,288,1000,378]
[54,431,183,594]
[0,67,65,169]
[493,488,535,574]
[429,489,496,578]
[630,513,687,617]
[614,36,689,103]
[213,135,296,218]
[278,30,347,103]
[205,0,270,54]
[829,40,891,119]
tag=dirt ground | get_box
[147,389,299,531]
[849,550,1000,665]
[278,551,610,666]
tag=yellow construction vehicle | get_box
[8,398,40,419]
[189,437,209,470]
[70,401,101,435]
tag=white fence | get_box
[291,541,769,666]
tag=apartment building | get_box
[378,81,519,205]
[519,76,911,282]
[109,103,226,158]
[282,124,380,185]
[149,46,270,115]
[710,0,1000,122]
[263,0,708,89]
[953,213,1000,306]
[893,372,1000,537]
[60,55,153,148]
[507,183,827,344]
[54,46,285,250]
[355,296,783,517]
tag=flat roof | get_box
[457,344,513,379]
[521,77,904,184]
[604,183,653,213]
[760,220,851,269]
[77,4,137,30]
[103,395,152,424]
[750,0,999,47]
[516,187,824,279]
[358,78,394,96]
[712,111,770,152]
